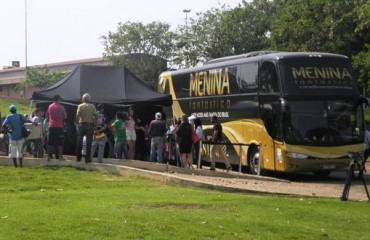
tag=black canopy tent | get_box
[31,64,172,155]
[32,64,172,107]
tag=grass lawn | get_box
[0,166,369,240]
[0,98,33,118]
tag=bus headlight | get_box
[286,152,309,159]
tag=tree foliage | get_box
[101,0,370,93]
[351,0,370,91]
[172,0,275,67]
[15,66,67,91]
[101,21,177,89]
[268,0,369,91]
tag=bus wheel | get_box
[248,147,260,175]
[313,171,331,178]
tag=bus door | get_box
[258,61,282,171]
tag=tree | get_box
[101,21,177,89]
[268,0,359,54]
[15,66,67,91]
[268,0,369,93]
[177,0,275,66]
[352,0,370,92]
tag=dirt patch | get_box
[166,166,370,202]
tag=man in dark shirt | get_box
[210,115,232,171]
[148,112,167,163]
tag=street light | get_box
[183,9,191,29]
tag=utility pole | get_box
[183,9,191,43]
[24,0,28,99]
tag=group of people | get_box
[74,93,142,163]
[169,114,231,171]
[1,92,232,171]
[0,94,69,168]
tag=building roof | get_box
[0,57,106,86]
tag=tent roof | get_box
[31,65,172,107]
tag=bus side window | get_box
[259,62,279,93]
[228,66,240,94]
[237,63,258,93]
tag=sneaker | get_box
[209,167,216,171]
[226,165,232,171]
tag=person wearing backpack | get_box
[2,105,29,168]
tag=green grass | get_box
[0,97,33,118]
[0,166,369,240]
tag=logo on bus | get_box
[189,68,231,111]
[292,67,355,89]
[189,68,230,97]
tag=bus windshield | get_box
[283,100,364,145]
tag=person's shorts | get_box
[126,129,136,141]
[48,127,64,146]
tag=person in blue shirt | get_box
[2,105,29,168]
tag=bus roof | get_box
[161,51,349,77]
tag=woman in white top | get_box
[193,117,203,165]
[126,106,145,159]
[126,106,137,159]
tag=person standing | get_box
[31,108,44,124]
[110,111,128,159]
[361,125,370,178]
[30,108,45,158]
[91,104,108,163]
[148,112,167,163]
[176,114,193,168]
[126,106,138,159]
[76,93,96,163]
[210,115,232,171]
[2,105,28,168]
[45,95,67,161]
[193,117,203,166]
[135,118,148,161]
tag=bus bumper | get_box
[283,157,352,173]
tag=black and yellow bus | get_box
[158,51,365,176]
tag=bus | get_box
[158,51,365,176]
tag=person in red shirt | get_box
[45,95,67,161]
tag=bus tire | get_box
[248,147,260,175]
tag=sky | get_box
[0,0,242,69]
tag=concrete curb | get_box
[0,156,290,195]
[3,156,369,200]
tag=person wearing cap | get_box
[45,94,67,161]
[210,115,232,171]
[2,104,29,167]
[91,104,108,163]
[148,112,167,163]
[76,93,96,163]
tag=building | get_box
[0,57,106,99]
